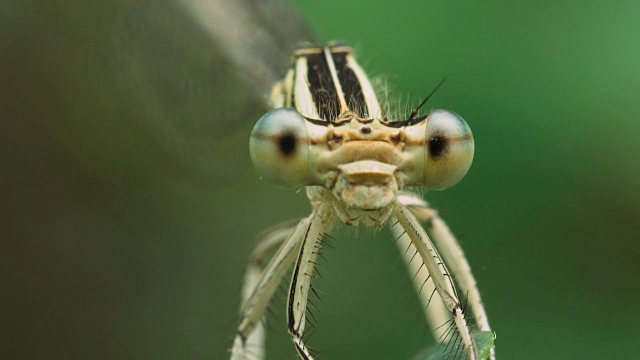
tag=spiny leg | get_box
[390,218,451,340]
[392,202,478,360]
[398,192,495,360]
[231,218,306,360]
[287,204,335,360]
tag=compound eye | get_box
[249,108,309,185]
[423,109,474,189]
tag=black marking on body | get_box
[287,221,314,331]
[331,50,367,117]
[382,114,428,128]
[304,117,330,126]
[304,51,339,121]
[301,115,350,127]
[294,342,310,360]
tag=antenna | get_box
[407,77,447,120]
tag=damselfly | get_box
[231,43,495,360]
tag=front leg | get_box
[398,192,494,359]
[390,218,451,340]
[231,218,305,360]
[287,204,335,359]
[393,201,478,360]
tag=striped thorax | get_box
[250,43,474,226]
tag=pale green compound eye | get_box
[249,108,310,186]
[423,109,475,190]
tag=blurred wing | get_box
[110,0,317,183]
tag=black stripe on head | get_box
[381,114,428,128]
[331,50,368,118]
[304,52,340,121]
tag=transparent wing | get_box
[109,0,317,183]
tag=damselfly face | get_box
[234,43,494,360]
[250,44,474,225]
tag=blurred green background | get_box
[2,0,639,359]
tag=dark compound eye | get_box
[249,108,310,186]
[423,109,474,190]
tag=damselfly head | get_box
[249,44,474,195]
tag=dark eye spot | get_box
[278,133,297,157]
[428,135,448,158]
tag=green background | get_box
[2,0,639,359]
